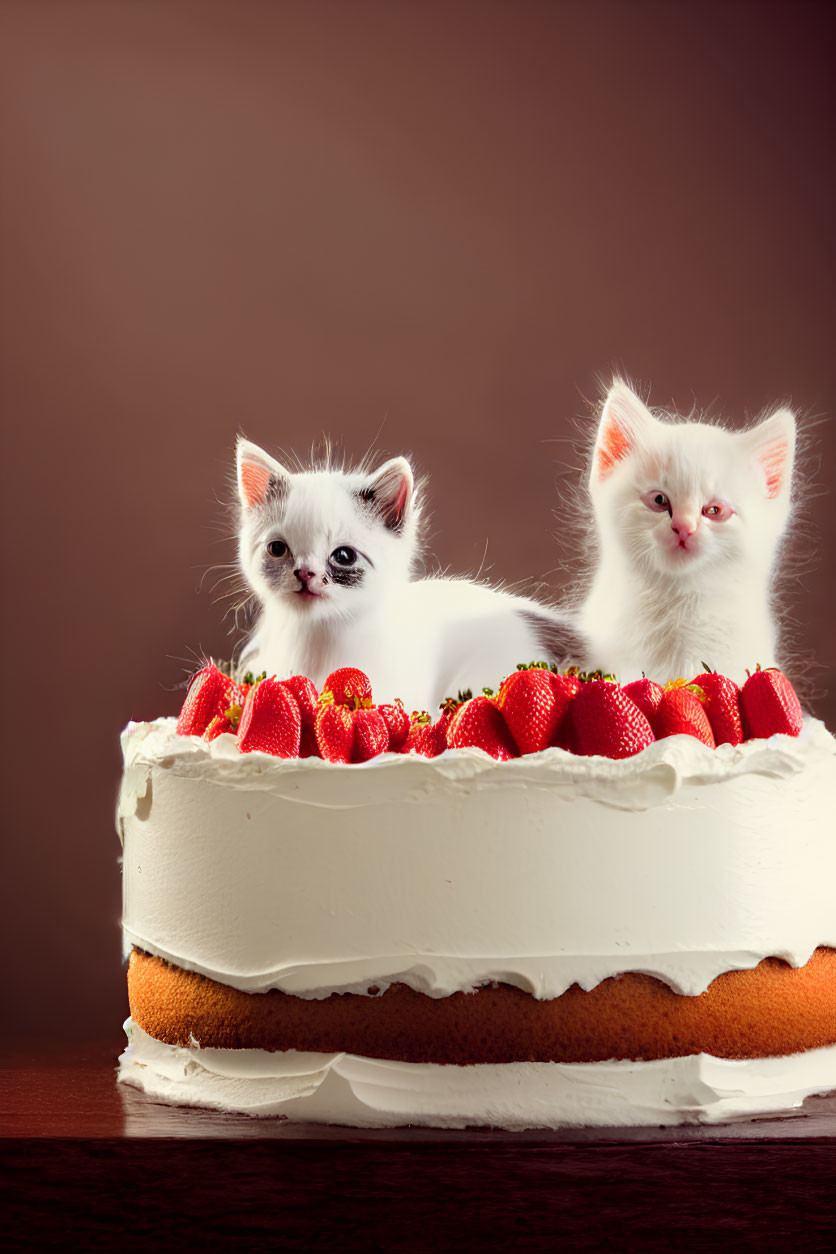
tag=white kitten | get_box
[579,381,796,684]
[235,440,582,712]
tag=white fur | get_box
[579,381,796,684]
[236,440,577,712]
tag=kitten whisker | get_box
[356,416,391,477]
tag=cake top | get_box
[122,710,834,815]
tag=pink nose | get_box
[670,512,697,538]
[295,567,317,585]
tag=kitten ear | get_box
[740,409,796,499]
[236,438,291,509]
[359,457,414,532]
[592,381,658,481]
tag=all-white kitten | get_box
[235,440,582,713]
[579,380,796,684]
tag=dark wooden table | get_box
[3,1044,835,1252]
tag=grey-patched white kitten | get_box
[235,439,582,712]
[579,380,797,684]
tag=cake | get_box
[116,698,836,1128]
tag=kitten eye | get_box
[331,546,358,567]
[267,539,288,558]
[641,490,671,513]
[702,501,733,522]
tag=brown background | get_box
[1,0,833,1048]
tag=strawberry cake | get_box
[116,665,836,1127]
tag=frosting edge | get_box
[118,1020,836,1129]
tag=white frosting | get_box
[118,716,836,999]
[118,1020,836,1128]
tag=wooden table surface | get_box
[3,1043,835,1251]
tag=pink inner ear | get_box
[391,475,409,523]
[596,416,632,479]
[240,461,272,507]
[759,437,788,498]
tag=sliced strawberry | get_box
[656,686,716,748]
[237,678,302,757]
[622,678,665,732]
[741,667,803,738]
[352,708,390,762]
[563,672,583,698]
[401,711,444,758]
[551,673,583,749]
[315,703,355,763]
[202,713,232,742]
[690,672,743,745]
[402,716,427,754]
[496,669,574,755]
[176,663,239,737]
[321,667,373,708]
[568,680,655,759]
[379,701,410,752]
[280,673,318,717]
[281,674,320,757]
[446,696,517,760]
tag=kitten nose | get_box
[670,512,698,538]
[294,567,317,586]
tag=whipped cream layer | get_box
[118,1020,836,1128]
[118,717,836,999]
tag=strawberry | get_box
[403,711,449,758]
[379,701,410,752]
[550,671,583,750]
[280,674,320,757]
[741,667,803,739]
[176,663,239,737]
[496,668,574,754]
[446,696,517,760]
[203,713,233,742]
[568,680,655,759]
[321,667,373,708]
[315,703,356,763]
[280,673,318,718]
[690,672,743,745]
[562,671,583,698]
[622,678,665,732]
[352,708,390,762]
[237,678,302,757]
[656,685,716,748]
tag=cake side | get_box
[117,714,836,1126]
[118,716,836,1001]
